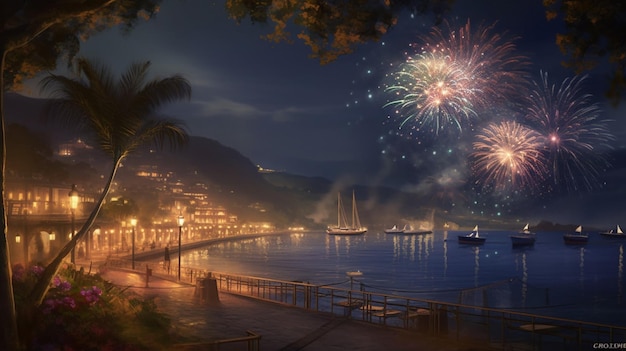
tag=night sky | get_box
[20,0,626,226]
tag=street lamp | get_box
[130,218,137,269]
[177,215,184,280]
[68,184,79,264]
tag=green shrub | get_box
[12,263,177,351]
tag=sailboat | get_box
[458,225,486,245]
[510,223,536,247]
[563,225,588,244]
[600,225,625,239]
[401,224,433,235]
[384,224,404,234]
[327,191,367,235]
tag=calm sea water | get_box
[181,230,626,326]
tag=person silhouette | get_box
[164,246,171,273]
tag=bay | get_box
[181,230,626,326]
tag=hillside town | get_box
[8,136,277,265]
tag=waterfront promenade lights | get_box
[68,184,79,264]
[130,218,138,269]
[177,215,184,281]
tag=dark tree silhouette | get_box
[544,0,626,105]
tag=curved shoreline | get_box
[130,230,309,261]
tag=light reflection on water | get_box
[183,230,626,325]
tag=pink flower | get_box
[42,299,58,314]
[12,264,25,281]
[80,286,102,305]
[30,265,44,276]
[62,296,76,309]
[52,276,71,291]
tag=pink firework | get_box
[384,19,529,136]
[523,71,614,192]
[423,19,530,105]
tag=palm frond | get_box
[40,57,191,162]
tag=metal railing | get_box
[101,257,626,351]
[173,330,261,351]
[209,272,626,350]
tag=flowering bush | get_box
[12,264,176,351]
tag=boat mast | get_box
[337,192,341,228]
[352,191,356,229]
[351,190,362,229]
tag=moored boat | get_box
[510,224,536,246]
[327,191,367,235]
[563,225,588,244]
[600,225,625,239]
[458,225,485,245]
[402,224,433,235]
[384,225,404,234]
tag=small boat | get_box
[327,191,367,235]
[510,224,536,247]
[385,224,431,235]
[401,224,433,235]
[600,225,625,239]
[458,225,485,245]
[384,225,404,234]
[563,225,588,244]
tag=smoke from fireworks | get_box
[471,120,547,192]
[384,19,529,137]
[523,72,614,193]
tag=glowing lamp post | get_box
[68,184,79,264]
[177,215,184,280]
[130,218,138,269]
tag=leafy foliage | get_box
[226,0,455,64]
[224,0,626,103]
[22,58,190,331]
[1,0,163,90]
[544,0,626,105]
[12,264,175,351]
[40,58,191,162]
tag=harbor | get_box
[95,229,626,350]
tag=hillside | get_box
[7,92,607,230]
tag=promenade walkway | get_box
[99,268,495,351]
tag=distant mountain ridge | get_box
[5,93,73,143]
[6,92,622,230]
[4,93,329,227]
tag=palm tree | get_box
[26,58,190,314]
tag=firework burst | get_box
[385,53,476,134]
[471,120,547,191]
[523,71,614,193]
[384,19,529,136]
[424,19,530,105]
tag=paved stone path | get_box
[100,269,495,351]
